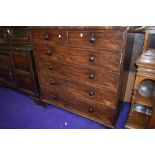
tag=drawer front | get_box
[37,60,119,92]
[68,30,124,50]
[31,30,67,46]
[38,74,117,108]
[34,46,122,72]
[40,86,115,125]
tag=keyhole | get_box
[80,33,83,38]
[58,34,62,39]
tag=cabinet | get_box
[0,27,39,98]
[30,26,128,127]
[125,27,155,128]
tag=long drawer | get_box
[40,86,115,126]
[34,46,122,72]
[68,30,124,50]
[36,60,120,92]
[38,73,117,108]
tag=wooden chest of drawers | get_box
[30,27,127,127]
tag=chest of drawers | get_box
[30,27,127,128]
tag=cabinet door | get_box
[7,26,31,45]
[12,53,38,96]
[0,27,7,43]
[0,54,14,85]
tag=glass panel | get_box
[148,34,155,49]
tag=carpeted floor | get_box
[0,87,130,129]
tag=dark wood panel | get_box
[0,27,7,44]
[0,54,13,84]
[0,54,10,69]
[31,30,67,46]
[12,55,31,72]
[68,30,124,50]
[34,46,122,72]
[8,26,31,45]
[37,60,120,92]
[15,71,35,93]
[40,86,115,126]
[38,73,117,108]
[0,67,13,83]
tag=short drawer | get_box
[37,60,120,92]
[68,30,124,50]
[31,29,67,46]
[34,46,122,72]
[38,74,117,108]
[40,86,115,126]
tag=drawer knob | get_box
[50,79,55,85]
[89,90,95,96]
[89,56,96,62]
[48,65,53,70]
[89,73,95,80]
[89,33,96,43]
[46,49,52,55]
[52,95,58,100]
[88,107,94,113]
[44,33,50,40]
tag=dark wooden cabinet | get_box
[0,27,39,98]
[30,26,128,127]
[125,27,155,129]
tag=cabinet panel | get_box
[15,71,35,93]
[5,26,30,45]
[12,55,31,72]
[0,54,13,84]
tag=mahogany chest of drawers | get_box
[30,27,127,127]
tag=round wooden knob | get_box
[44,33,50,40]
[46,49,52,55]
[88,107,94,113]
[89,33,96,43]
[89,56,96,62]
[48,65,53,70]
[50,79,55,85]
[88,90,95,96]
[89,73,95,80]
[52,95,58,100]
